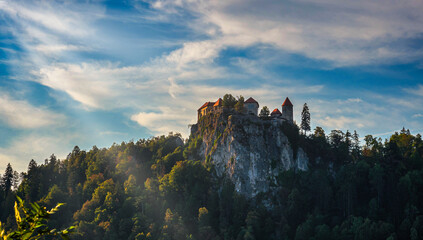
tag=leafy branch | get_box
[0,196,76,240]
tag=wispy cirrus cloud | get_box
[34,58,324,135]
[0,1,98,36]
[144,0,423,66]
[0,0,104,61]
[404,84,423,97]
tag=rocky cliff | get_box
[190,111,309,198]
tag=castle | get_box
[197,96,294,123]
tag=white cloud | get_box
[310,96,386,132]
[165,40,222,66]
[319,116,366,129]
[0,1,101,37]
[146,0,423,66]
[413,114,423,118]
[0,91,65,129]
[131,108,193,136]
[34,59,228,110]
[36,62,128,109]
[404,84,423,97]
[0,0,104,61]
[344,98,363,103]
[380,95,423,111]
[30,46,326,135]
[31,55,327,135]
[34,44,90,54]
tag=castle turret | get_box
[281,97,293,123]
[270,108,282,118]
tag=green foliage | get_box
[300,103,311,134]
[280,121,301,159]
[222,94,237,108]
[259,106,270,118]
[1,129,423,240]
[183,134,202,160]
[235,95,245,113]
[159,160,211,221]
[0,196,75,240]
[1,164,14,197]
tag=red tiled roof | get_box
[198,101,215,111]
[271,108,282,115]
[213,98,223,107]
[282,97,293,106]
[245,97,258,104]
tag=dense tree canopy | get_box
[0,126,422,240]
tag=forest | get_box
[0,125,423,240]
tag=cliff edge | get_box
[190,111,308,198]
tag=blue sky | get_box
[1,0,423,172]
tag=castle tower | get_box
[281,97,293,123]
[244,97,259,115]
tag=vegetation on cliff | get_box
[0,120,422,239]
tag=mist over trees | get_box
[0,127,422,240]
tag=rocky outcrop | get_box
[191,112,309,198]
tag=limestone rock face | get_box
[192,112,309,198]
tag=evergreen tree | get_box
[12,170,20,190]
[301,103,311,134]
[345,130,352,152]
[259,106,270,118]
[28,159,37,172]
[353,130,360,149]
[222,94,237,108]
[352,130,360,161]
[235,96,245,113]
[2,163,14,196]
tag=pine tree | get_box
[352,130,360,161]
[353,130,360,150]
[301,103,311,134]
[28,159,37,172]
[235,96,245,113]
[259,106,270,118]
[345,130,352,152]
[12,171,20,190]
[222,94,237,108]
[2,163,14,196]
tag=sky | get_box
[0,0,423,173]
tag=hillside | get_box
[0,113,423,239]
